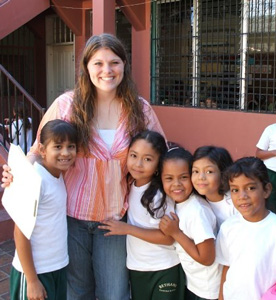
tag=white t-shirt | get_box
[127,182,180,271]
[256,123,276,171]
[207,191,238,229]
[216,212,276,300]
[175,193,222,299]
[13,162,69,274]
[10,118,32,153]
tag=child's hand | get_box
[98,220,129,236]
[1,164,13,188]
[159,212,180,237]
[27,278,48,299]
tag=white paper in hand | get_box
[2,144,41,239]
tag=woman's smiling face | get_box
[87,47,125,96]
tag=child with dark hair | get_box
[192,146,237,228]
[10,120,78,300]
[5,102,32,153]
[216,157,276,300]
[99,130,184,300]
[159,147,221,300]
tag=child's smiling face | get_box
[127,139,160,187]
[161,159,193,203]
[229,174,271,222]
[191,157,222,202]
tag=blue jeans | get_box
[67,216,130,300]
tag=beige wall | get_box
[153,106,276,160]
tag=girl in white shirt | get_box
[192,146,237,229]
[99,130,184,300]
[159,147,221,300]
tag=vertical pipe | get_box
[192,0,199,105]
[151,1,157,104]
[240,0,249,109]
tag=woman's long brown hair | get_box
[71,33,147,154]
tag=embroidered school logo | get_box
[0,0,10,6]
[159,282,177,293]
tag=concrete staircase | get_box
[0,145,14,242]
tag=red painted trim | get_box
[117,0,146,31]
[92,0,115,35]
[0,0,50,39]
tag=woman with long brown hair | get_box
[2,33,164,300]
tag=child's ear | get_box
[264,182,272,199]
[38,143,46,159]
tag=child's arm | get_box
[218,265,229,300]
[14,225,48,300]
[256,147,276,160]
[98,220,174,245]
[159,212,215,266]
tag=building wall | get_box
[0,0,50,39]
[128,1,276,161]
[1,0,275,162]
[153,106,276,160]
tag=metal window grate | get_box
[152,0,193,106]
[53,17,74,44]
[246,0,276,112]
[151,0,276,113]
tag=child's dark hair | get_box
[129,130,168,218]
[161,147,193,174]
[160,147,195,196]
[225,157,270,192]
[193,146,233,195]
[13,102,31,129]
[40,120,78,148]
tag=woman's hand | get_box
[98,220,129,236]
[1,164,13,188]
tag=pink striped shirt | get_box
[29,91,165,221]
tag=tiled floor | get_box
[0,239,14,300]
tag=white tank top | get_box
[97,129,116,150]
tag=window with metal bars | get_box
[151,0,276,113]
[53,17,74,45]
[0,26,35,96]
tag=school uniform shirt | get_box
[256,123,276,172]
[12,162,68,274]
[175,193,222,299]
[216,212,276,300]
[28,91,164,222]
[207,191,239,229]
[10,118,32,152]
[127,182,180,271]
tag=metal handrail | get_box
[0,64,44,112]
[0,64,45,154]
